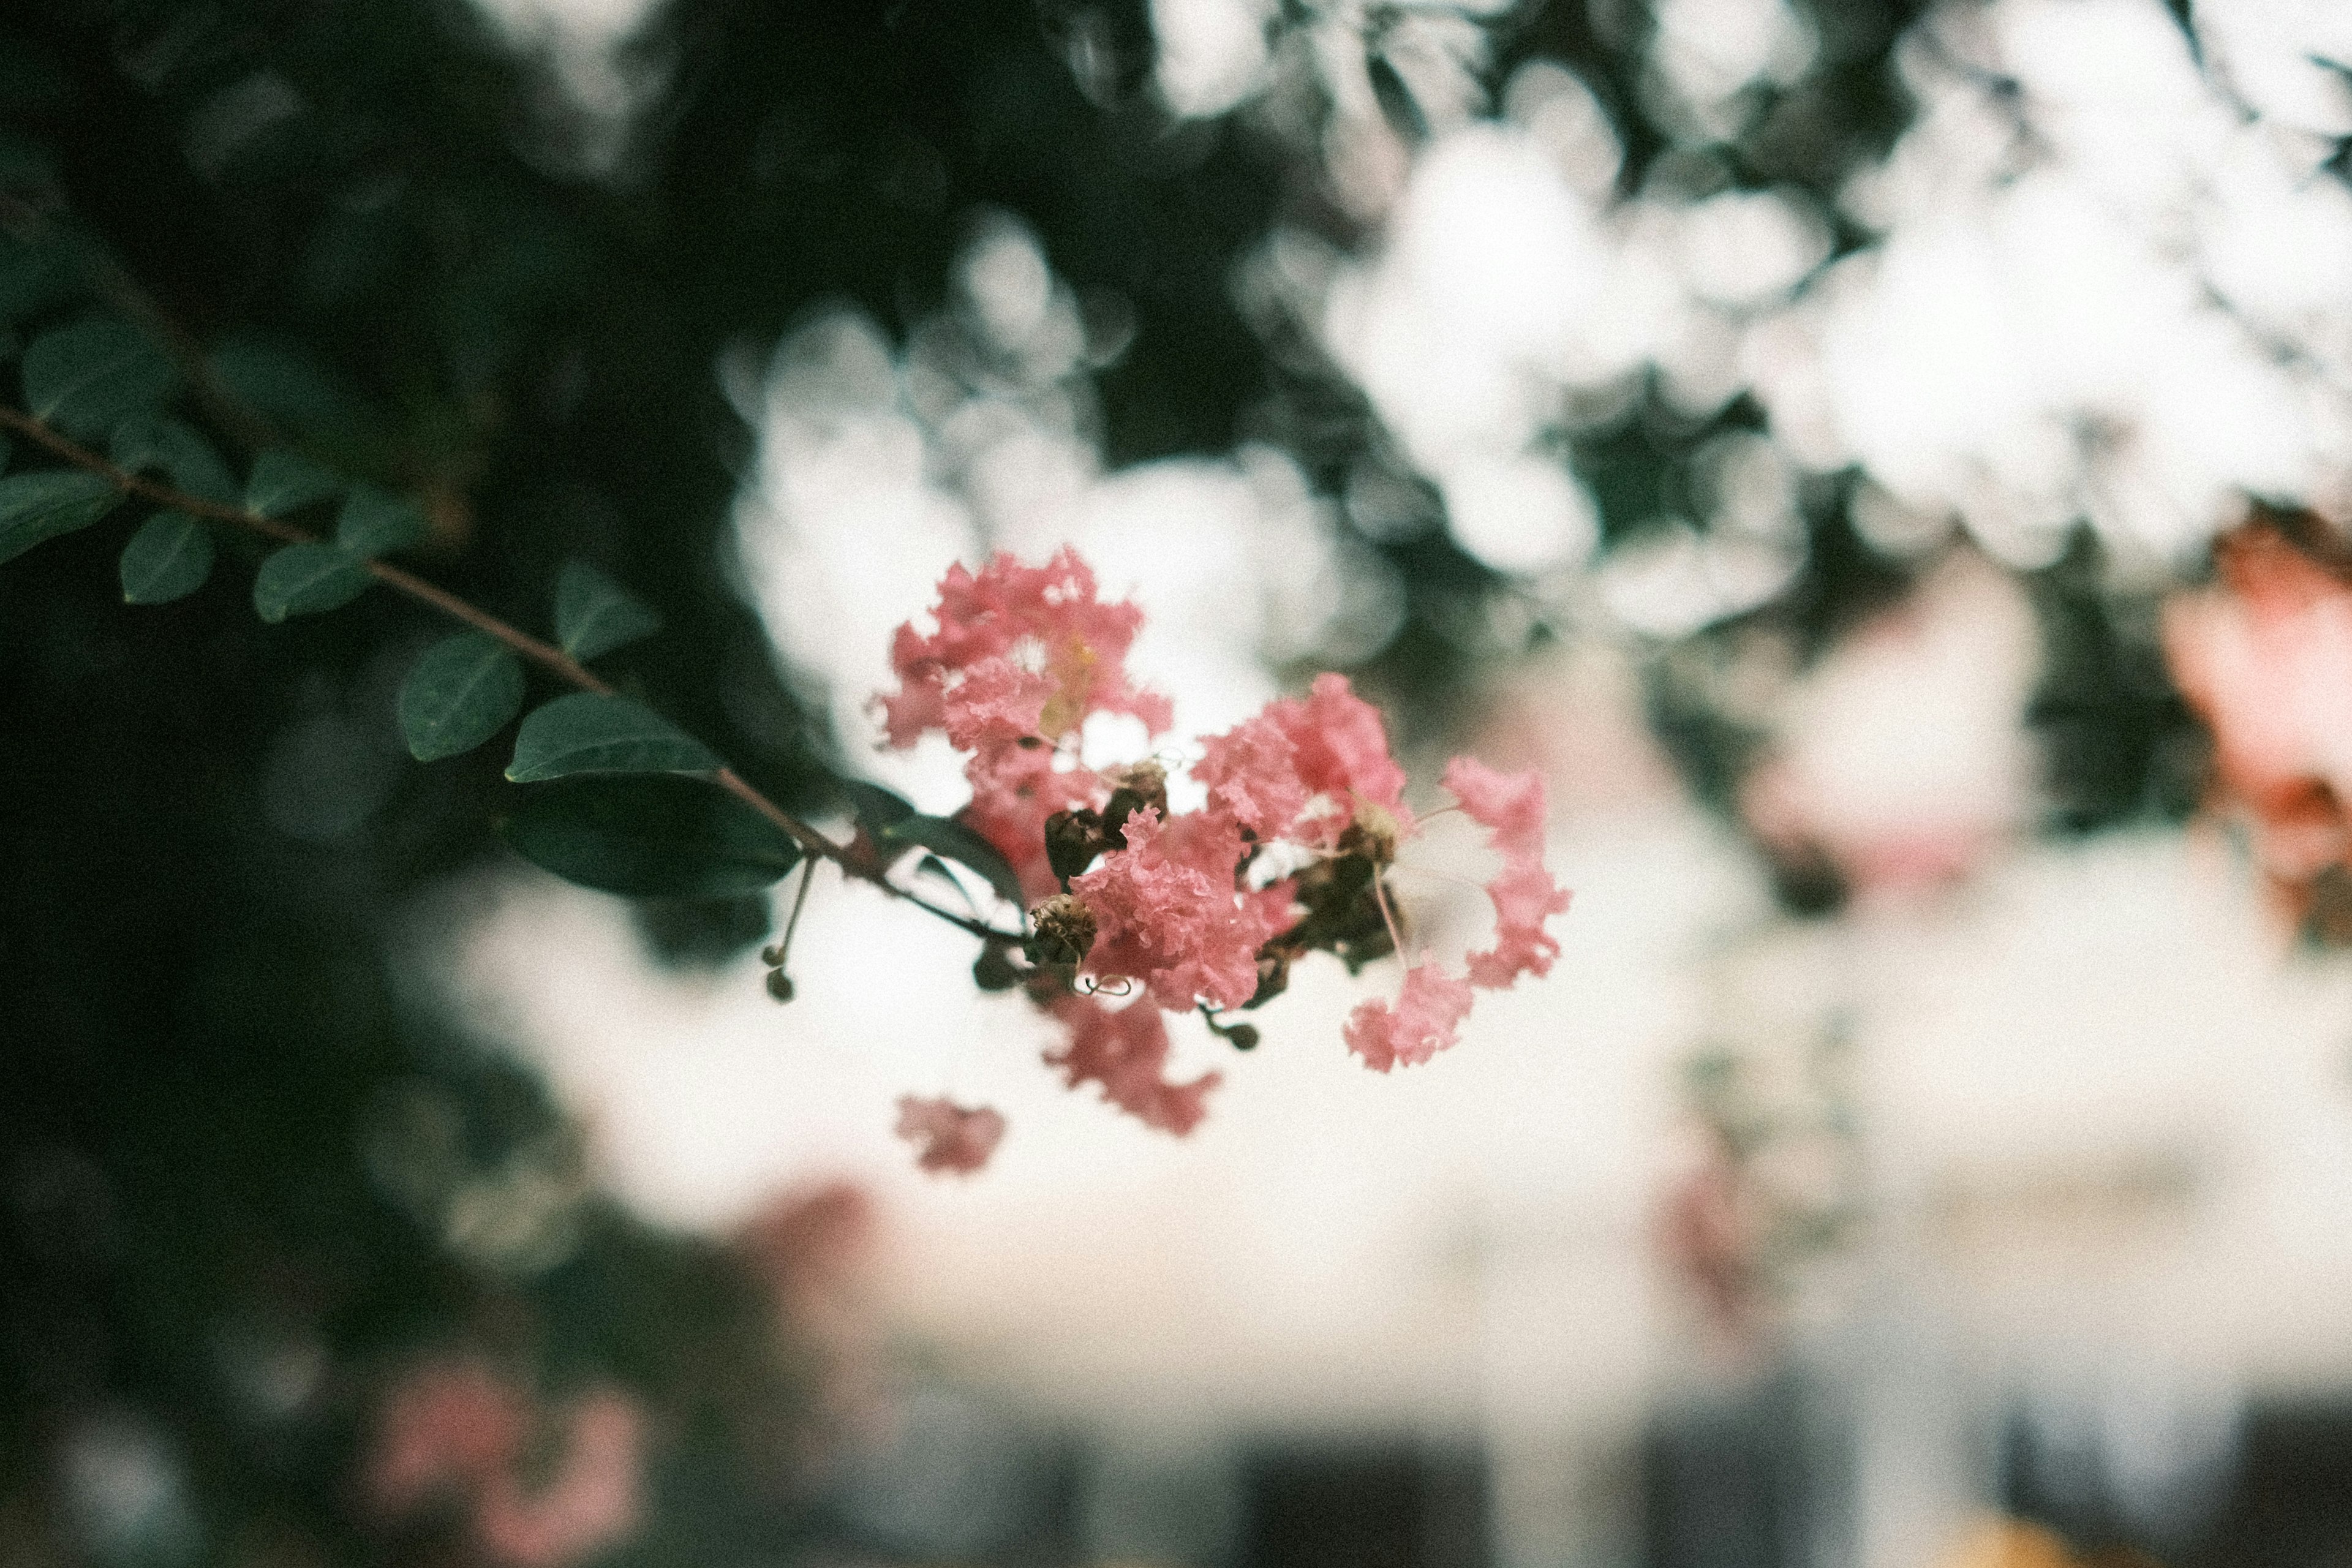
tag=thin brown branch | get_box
[0,402,1028,944]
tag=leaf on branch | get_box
[878,813,1025,909]
[22,315,177,440]
[119,511,214,604]
[110,416,238,506]
[398,632,526,761]
[554,560,661,660]
[244,449,344,518]
[505,692,720,782]
[0,232,83,326]
[0,469,121,565]
[837,778,916,834]
[253,541,373,622]
[499,774,803,899]
[334,484,426,557]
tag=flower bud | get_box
[766,969,796,1003]
[1102,761,1169,835]
[1025,893,1098,968]
[1045,809,1106,883]
[973,940,1022,992]
[1224,1023,1260,1050]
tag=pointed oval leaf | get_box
[837,778,916,833]
[880,813,1025,909]
[253,541,372,622]
[244,448,345,517]
[110,416,238,506]
[399,632,527,761]
[336,484,426,557]
[499,774,802,899]
[554,560,662,660]
[22,315,178,440]
[505,692,720,782]
[0,469,121,564]
[119,511,214,603]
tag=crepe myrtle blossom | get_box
[876,549,1572,1172]
[368,1359,644,1568]
[2164,516,2352,937]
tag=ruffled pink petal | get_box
[1072,808,1287,1012]
[894,1095,1007,1174]
[1194,713,1309,840]
[470,1392,644,1568]
[1464,859,1572,989]
[1343,960,1475,1072]
[940,656,1054,752]
[1046,995,1221,1135]
[1441,756,1548,863]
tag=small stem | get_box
[1370,868,1409,959]
[769,856,816,973]
[0,403,1030,944]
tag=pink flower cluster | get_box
[875,550,1572,1170]
[368,1359,643,1568]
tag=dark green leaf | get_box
[22,315,176,440]
[252,541,372,622]
[244,449,344,517]
[110,416,237,506]
[837,778,916,832]
[119,511,213,603]
[0,469,120,564]
[505,693,720,782]
[335,485,426,557]
[880,813,1025,909]
[499,774,802,899]
[398,633,526,761]
[554,560,661,660]
[0,231,82,324]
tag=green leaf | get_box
[110,416,237,506]
[119,511,214,603]
[554,560,661,660]
[837,778,916,833]
[505,693,719,782]
[0,469,121,564]
[399,632,527,761]
[244,448,344,517]
[253,541,372,622]
[880,813,1025,909]
[22,315,176,440]
[335,484,426,557]
[0,231,82,324]
[499,774,802,899]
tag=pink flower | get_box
[878,548,1171,747]
[1267,673,1408,835]
[1193,714,1309,840]
[472,1392,644,1568]
[369,1359,526,1513]
[1071,808,1287,1011]
[1441,756,1547,863]
[1343,959,1474,1072]
[1465,859,1572,989]
[1442,756,1570,990]
[1046,995,1221,1134]
[894,1095,1008,1174]
[939,657,1055,752]
[368,1363,644,1568]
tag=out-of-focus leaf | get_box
[0,469,120,564]
[23,316,176,440]
[505,693,719,782]
[0,230,81,323]
[554,560,662,660]
[119,511,213,603]
[880,813,1025,908]
[398,632,526,761]
[244,448,344,517]
[499,774,802,898]
[252,541,372,621]
[838,778,916,833]
[334,484,426,557]
[110,416,237,506]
